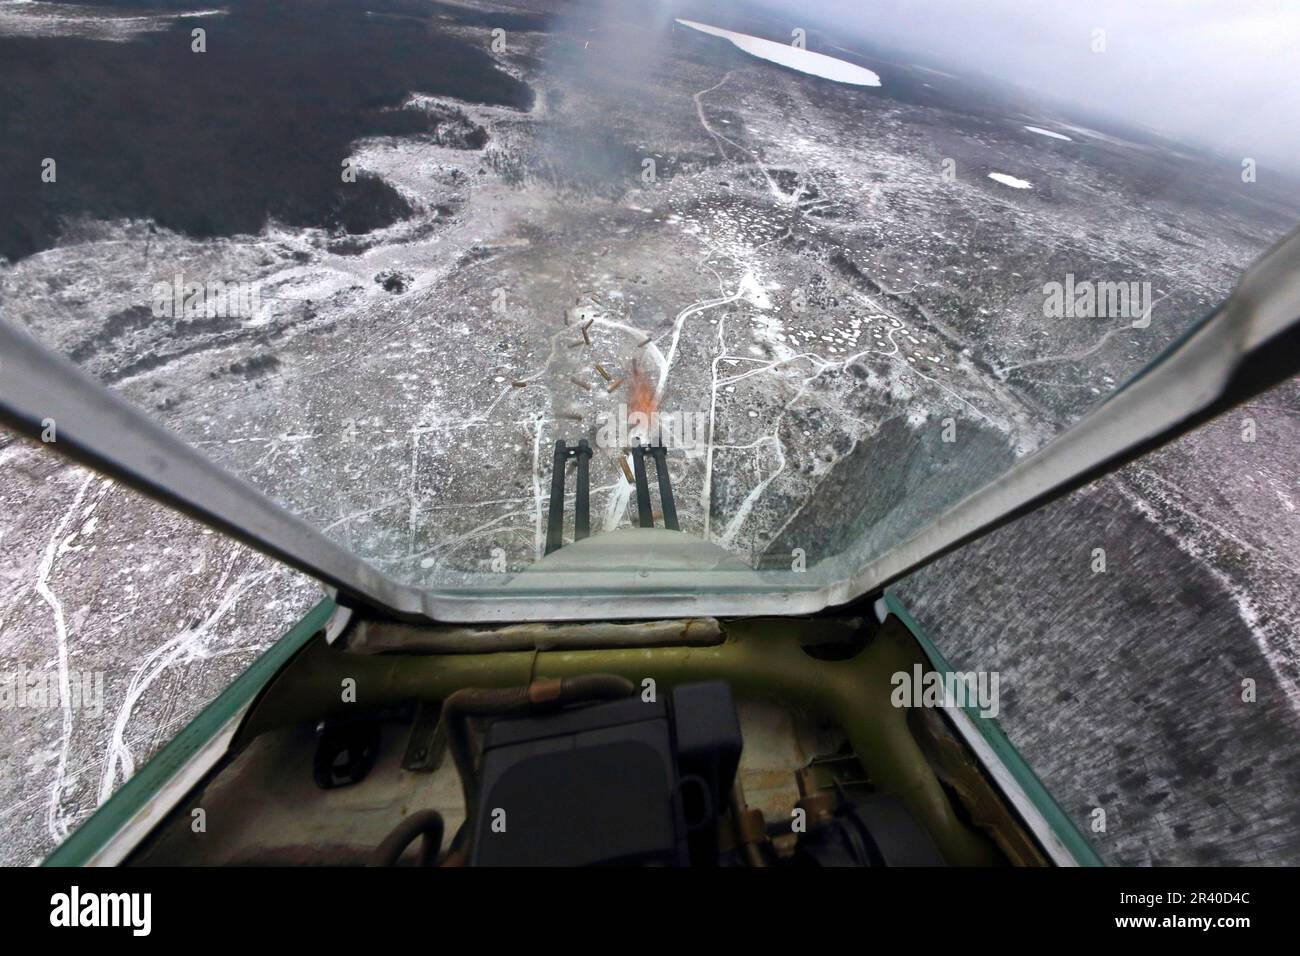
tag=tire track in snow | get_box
[97,557,270,804]
[34,470,96,842]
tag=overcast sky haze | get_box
[701,0,1300,177]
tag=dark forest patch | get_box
[223,352,281,379]
[0,0,534,261]
[374,269,412,293]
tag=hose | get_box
[349,618,723,655]
[370,809,445,867]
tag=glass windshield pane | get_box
[2,0,1297,601]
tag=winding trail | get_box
[35,470,96,842]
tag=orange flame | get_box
[626,358,657,419]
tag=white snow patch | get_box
[676,20,881,87]
[988,172,1032,189]
[1023,125,1073,142]
[0,3,226,42]
[736,272,773,310]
